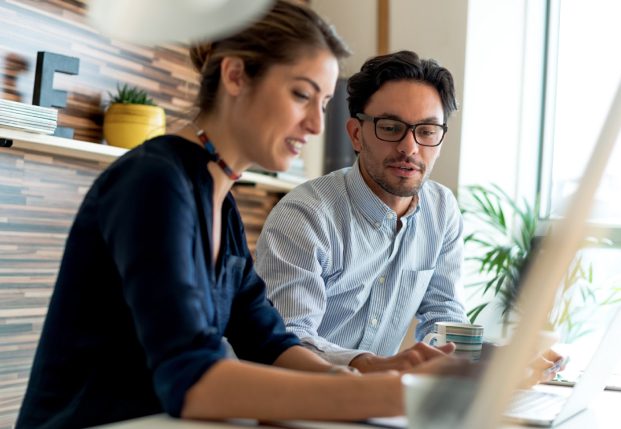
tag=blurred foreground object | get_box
[88,0,275,44]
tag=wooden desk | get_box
[96,387,621,429]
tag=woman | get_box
[16,2,460,428]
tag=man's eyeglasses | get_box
[356,113,448,147]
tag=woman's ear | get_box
[219,57,247,96]
[346,117,363,152]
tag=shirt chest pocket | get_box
[391,268,435,326]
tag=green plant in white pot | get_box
[103,83,166,149]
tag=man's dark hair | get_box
[347,50,457,122]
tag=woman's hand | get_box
[522,349,566,387]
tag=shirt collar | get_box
[345,159,421,229]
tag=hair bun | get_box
[189,43,214,73]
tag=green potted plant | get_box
[460,184,619,341]
[103,83,166,149]
[460,184,537,332]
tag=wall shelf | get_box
[0,127,125,163]
[0,127,301,192]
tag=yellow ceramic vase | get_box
[103,103,166,149]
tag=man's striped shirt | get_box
[255,161,468,365]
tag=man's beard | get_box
[360,137,427,198]
[377,160,426,197]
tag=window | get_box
[540,0,621,228]
[460,1,621,378]
[539,0,621,380]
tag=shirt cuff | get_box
[299,338,373,366]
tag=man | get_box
[255,50,470,373]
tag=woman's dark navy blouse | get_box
[16,136,300,429]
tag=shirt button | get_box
[387,212,394,219]
[378,276,385,284]
[371,318,378,327]
[374,222,381,228]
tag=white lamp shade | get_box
[88,0,275,44]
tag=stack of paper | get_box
[0,99,57,134]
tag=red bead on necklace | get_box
[195,129,241,181]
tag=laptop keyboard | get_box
[505,390,566,419]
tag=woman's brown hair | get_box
[189,0,349,113]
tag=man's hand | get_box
[349,342,456,373]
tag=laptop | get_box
[390,81,621,429]
[503,305,621,426]
[368,310,621,429]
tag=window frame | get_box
[537,0,621,246]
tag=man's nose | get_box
[396,128,419,155]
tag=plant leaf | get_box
[467,303,488,323]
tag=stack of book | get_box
[0,99,57,134]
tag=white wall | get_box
[311,0,378,77]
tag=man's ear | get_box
[219,56,247,96]
[346,117,363,152]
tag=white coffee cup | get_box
[422,321,484,361]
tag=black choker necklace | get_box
[195,128,241,181]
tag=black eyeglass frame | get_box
[355,113,448,147]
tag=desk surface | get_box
[96,387,621,429]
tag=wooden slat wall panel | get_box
[0,2,283,426]
[231,185,283,256]
[0,147,104,429]
[0,0,200,143]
